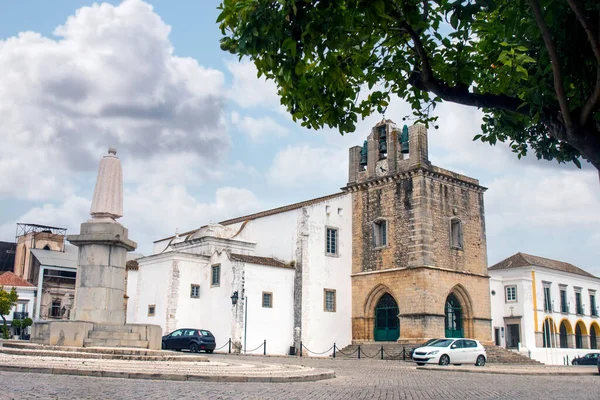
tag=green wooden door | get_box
[374,293,400,341]
[445,294,463,338]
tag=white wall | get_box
[173,251,234,350]
[227,211,299,262]
[301,194,353,355]
[244,263,295,355]
[490,265,600,365]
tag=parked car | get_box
[409,338,441,359]
[571,352,599,365]
[412,338,487,366]
[597,353,600,374]
[162,328,216,353]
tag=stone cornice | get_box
[343,166,487,193]
[352,265,489,279]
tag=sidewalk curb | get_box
[0,365,336,383]
[416,366,599,376]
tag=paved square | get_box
[1,355,598,399]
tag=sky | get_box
[0,0,598,275]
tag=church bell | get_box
[378,125,387,156]
[359,140,368,167]
[400,125,410,154]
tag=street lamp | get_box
[230,291,239,305]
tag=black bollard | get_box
[358,345,361,359]
[264,339,266,356]
[333,343,336,359]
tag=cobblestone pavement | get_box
[0,354,598,400]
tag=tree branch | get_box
[566,0,600,63]
[529,0,572,127]
[575,6,600,126]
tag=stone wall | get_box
[346,122,491,342]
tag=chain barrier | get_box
[301,344,335,355]
[382,347,407,360]
[214,341,230,351]
[359,348,382,359]
[336,347,359,357]
[244,341,266,354]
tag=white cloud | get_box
[268,145,347,188]
[0,0,229,201]
[122,185,261,253]
[226,61,284,112]
[0,185,262,256]
[486,169,600,233]
[0,196,90,241]
[230,111,287,142]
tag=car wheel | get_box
[189,343,199,353]
[572,360,578,365]
[475,355,486,367]
[161,341,166,350]
[439,354,450,366]
[416,363,425,366]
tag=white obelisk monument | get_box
[68,148,136,324]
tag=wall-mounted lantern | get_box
[230,291,239,305]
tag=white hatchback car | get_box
[412,338,487,366]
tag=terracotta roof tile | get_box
[229,253,291,269]
[489,252,598,279]
[0,271,35,287]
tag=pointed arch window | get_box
[450,218,463,249]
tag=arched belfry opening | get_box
[373,293,399,341]
[444,285,474,338]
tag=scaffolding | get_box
[15,223,67,241]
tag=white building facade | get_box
[126,193,353,355]
[489,253,600,365]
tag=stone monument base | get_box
[31,321,162,350]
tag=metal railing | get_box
[211,339,410,361]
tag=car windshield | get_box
[429,339,454,347]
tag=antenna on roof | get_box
[175,228,179,238]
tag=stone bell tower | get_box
[345,121,492,343]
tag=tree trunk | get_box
[1,315,7,339]
[564,125,600,173]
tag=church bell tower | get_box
[345,121,491,343]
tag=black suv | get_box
[162,329,216,353]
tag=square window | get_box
[324,289,336,312]
[211,265,221,287]
[373,220,387,248]
[326,227,338,255]
[190,284,200,298]
[148,305,156,317]
[505,285,517,302]
[262,292,272,308]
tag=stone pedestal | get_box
[67,221,136,325]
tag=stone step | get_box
[2,341,165,356]
[83,338,149,349]
[88,331,141,341]
[92,324,134,333]
[0,346,208,362]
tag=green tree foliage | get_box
[218,0,600,171]
[0,286,18,339]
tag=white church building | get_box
[126,120,496,355]
[126,192,353,355]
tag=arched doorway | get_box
[575,324,583,348]
[590,323,599,350]
[542,318,556,348]
[445,294,463,338]
[559,323,567,348]
[373,293,399,341]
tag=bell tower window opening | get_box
[450,218,463,249]
[377,125,387,160]
[359,140,368,171]
[372,219,388,248]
